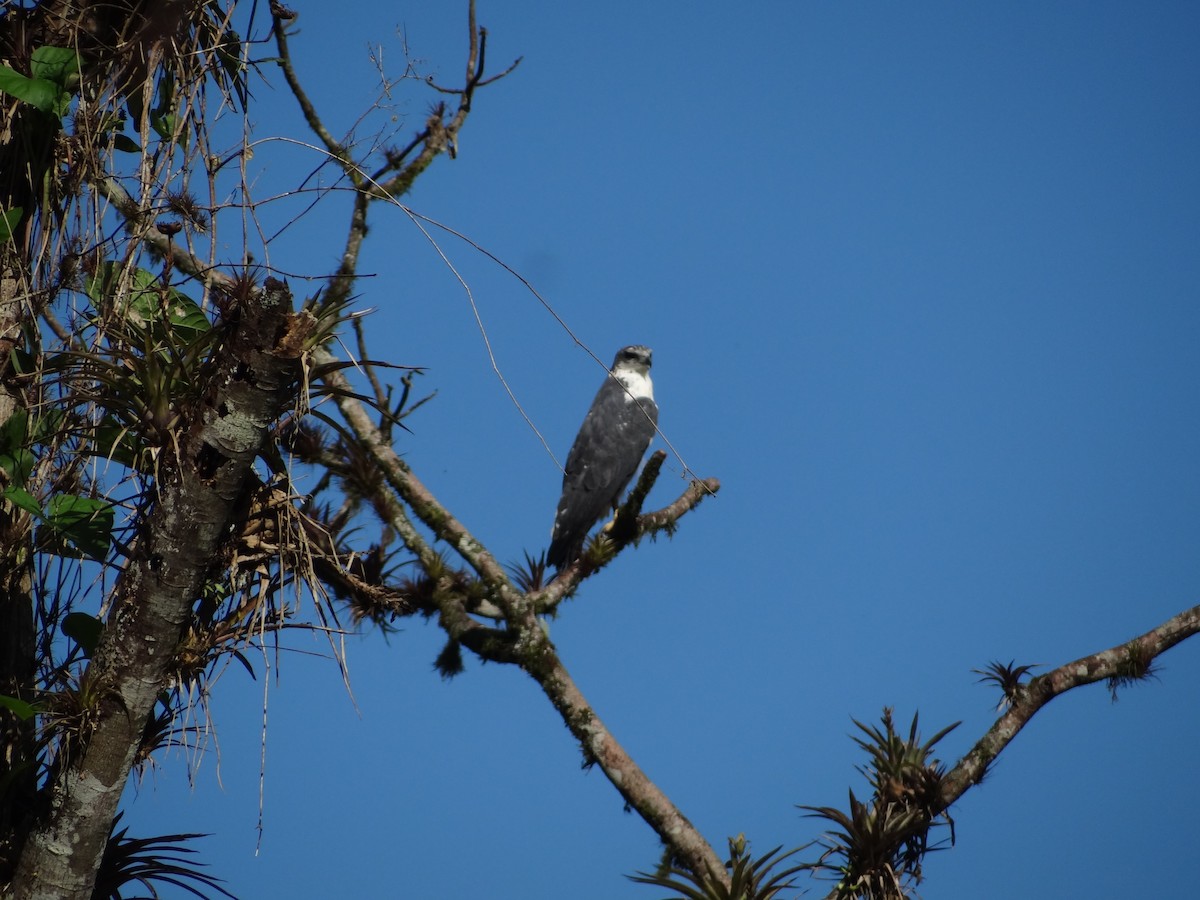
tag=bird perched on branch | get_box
[547,345,658,569]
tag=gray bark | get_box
[10,280,310,900]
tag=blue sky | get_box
[127,2,1200,897]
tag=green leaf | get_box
[6,346,35,376]
[151,110,178,141]
[112,134,141,153]
[0,408,29,453]
[159,288,211,343]
[86,261,210,345]
[0,694,38,721]
[0,207,22,242]
[149,69,188,148]
[62,612,104,656]
[2,486,42,517]
[89,416,141,469]
[0,65,60,115]
[29,408,65,445]
[0,410,34,484]
[29,46,79,89]
[83,261,112,306]
[47,495,114,561]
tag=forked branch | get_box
[269,2,725,888]
[803,603,1200,899]
[317,344,728,888]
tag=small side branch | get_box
[537,453,721,610]
[271,3,357,177]
[312,347,523,618]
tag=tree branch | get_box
[522,629,729,887]
[313,349,522,613]
[536,452,722,610]
[941,602,1200,806]
[270,2,357,179]
[92,176,236,294]
[266,4,723,887]
[314,333,729,882]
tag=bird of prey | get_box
[547,345,659,569]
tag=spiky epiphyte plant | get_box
[1106,640,1159,702]
[973,659,1040,709]
[629,835,808,900]
[800,709,959,899]
[507,550,548,594]
[91,813,236,900]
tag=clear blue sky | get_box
[128,2,1200,897]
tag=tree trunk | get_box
[10,280,310,900]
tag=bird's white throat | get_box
[615,369,654,401]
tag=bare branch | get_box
[271,3,357,179]
[92,176,238,294]
[523,627,730,888]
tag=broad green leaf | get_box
[86,260,210,344]
[0,410,34,484]
[113,134,141,153]
[159,288,211,343]
[0,408,28,453]
[0,694,38,721]
[0,445,34,485]
[89,417,141,469]
[62,612,104,656]
[0,65,60,115]
[47,495,114,561]
[83,260,114,305]
[151,110,178,141]
[29,46,79,89]
[5,346,35,376]
[1,486,41,517]
[84,260,146,307]
[29,408,65,445]
[0,207,21,242]
[149,69,188,147]
[50,90,72,118]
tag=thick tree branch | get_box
[12,281,310,900]
[523,630,729,886]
